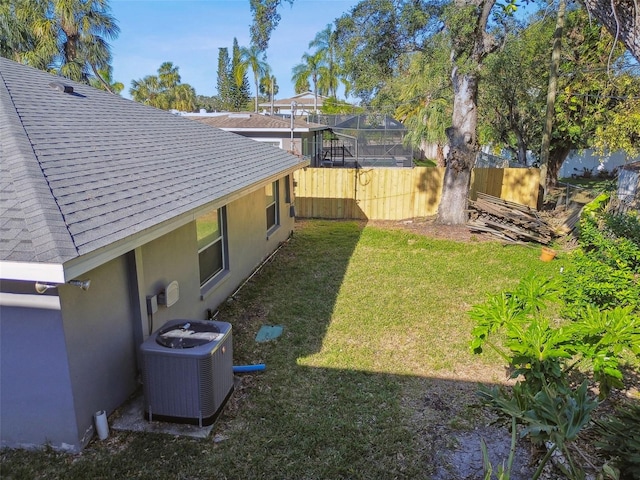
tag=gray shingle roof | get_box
[0,58,307,265]
[188,112,327,130]
[258,91,331,108]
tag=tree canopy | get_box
[130,62,196,111]
[310,24,343,98]
[580,0,639,61]
[230,38,252,111]
[90,66,124,94]
[479,6,640,184]
[252,0,640,221]
[238,44,269,112]
[1,0,120,89]
[291,51,325,111]
[216,47,234,111]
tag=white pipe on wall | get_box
[94,410,109,440]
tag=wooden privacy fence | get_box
[293,167,541,220]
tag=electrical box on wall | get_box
[146,295,158,315]
[158,281,179,307]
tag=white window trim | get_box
[197,207,229,295]
[266,181,280,236]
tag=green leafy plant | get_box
[593,403,640,480]
[471,275,638,394]
[481,416,517,480]
[470,266,638,477]
[566,305,640,397]
[470,273,570,390]
[478,381,598,479]
[562,194,640,317]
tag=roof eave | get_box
[218,127,326,133]
[61,158,310,280]
[1,261,66,283]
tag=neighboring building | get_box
[558,149,637,178]
[258,91,331,115]
[186,112,329,166]
[0,58,308,452]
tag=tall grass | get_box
[0,220,565,480]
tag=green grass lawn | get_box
[0,220,567,480]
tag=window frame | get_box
[266,180,280,234]
[284,174,292,204]
[197,206,229,289]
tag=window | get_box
[256,139,282,149]
[197,207,227,286]
[284,174,292,204]
[266,181,279,231]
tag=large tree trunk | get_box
[436,0,496,225]
[580,0,640,61]
[547,144,572,187]
[437,70,478,224]
[539,0,566,197]
[514,128,527,165]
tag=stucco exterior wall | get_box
[230,131,321,157]
[58,253,138,450]
[0,174,297,452]
[138,175,296,333]
[139,220,201,332]
[0,288,78,451]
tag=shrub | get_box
[594,403,640,480]
[470,194,640,479]
[561,194,640,317]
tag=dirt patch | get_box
[433,426,536,480]
[403,378,538,480]
[366,217,497,243]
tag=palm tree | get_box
[230,37,251,111]
[239,45,269,113]
[291,51,325,112]
[309,24,341,98]
[1,1,40,60]
[172,83,196,112]
[5,0,119,85]
[293,75,310,95]
[130,75,165,108]
[395,46,452,166]
[158,61,181,90]
[90,66,124,94]
[130,62,196,112]
[259,69,278,115]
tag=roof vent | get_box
[49,82,74,94]
[229,113,250,119]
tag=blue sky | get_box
[110,0,359,100]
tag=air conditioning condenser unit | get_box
[141,319,233,427]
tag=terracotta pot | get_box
[540,247,557,262]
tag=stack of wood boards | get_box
[468,193,555,244]
[550,205,583,236]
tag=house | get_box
[559,149,637,178]
[258,91,331,115]
[0,58,308,452]
[185,112,329,166]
